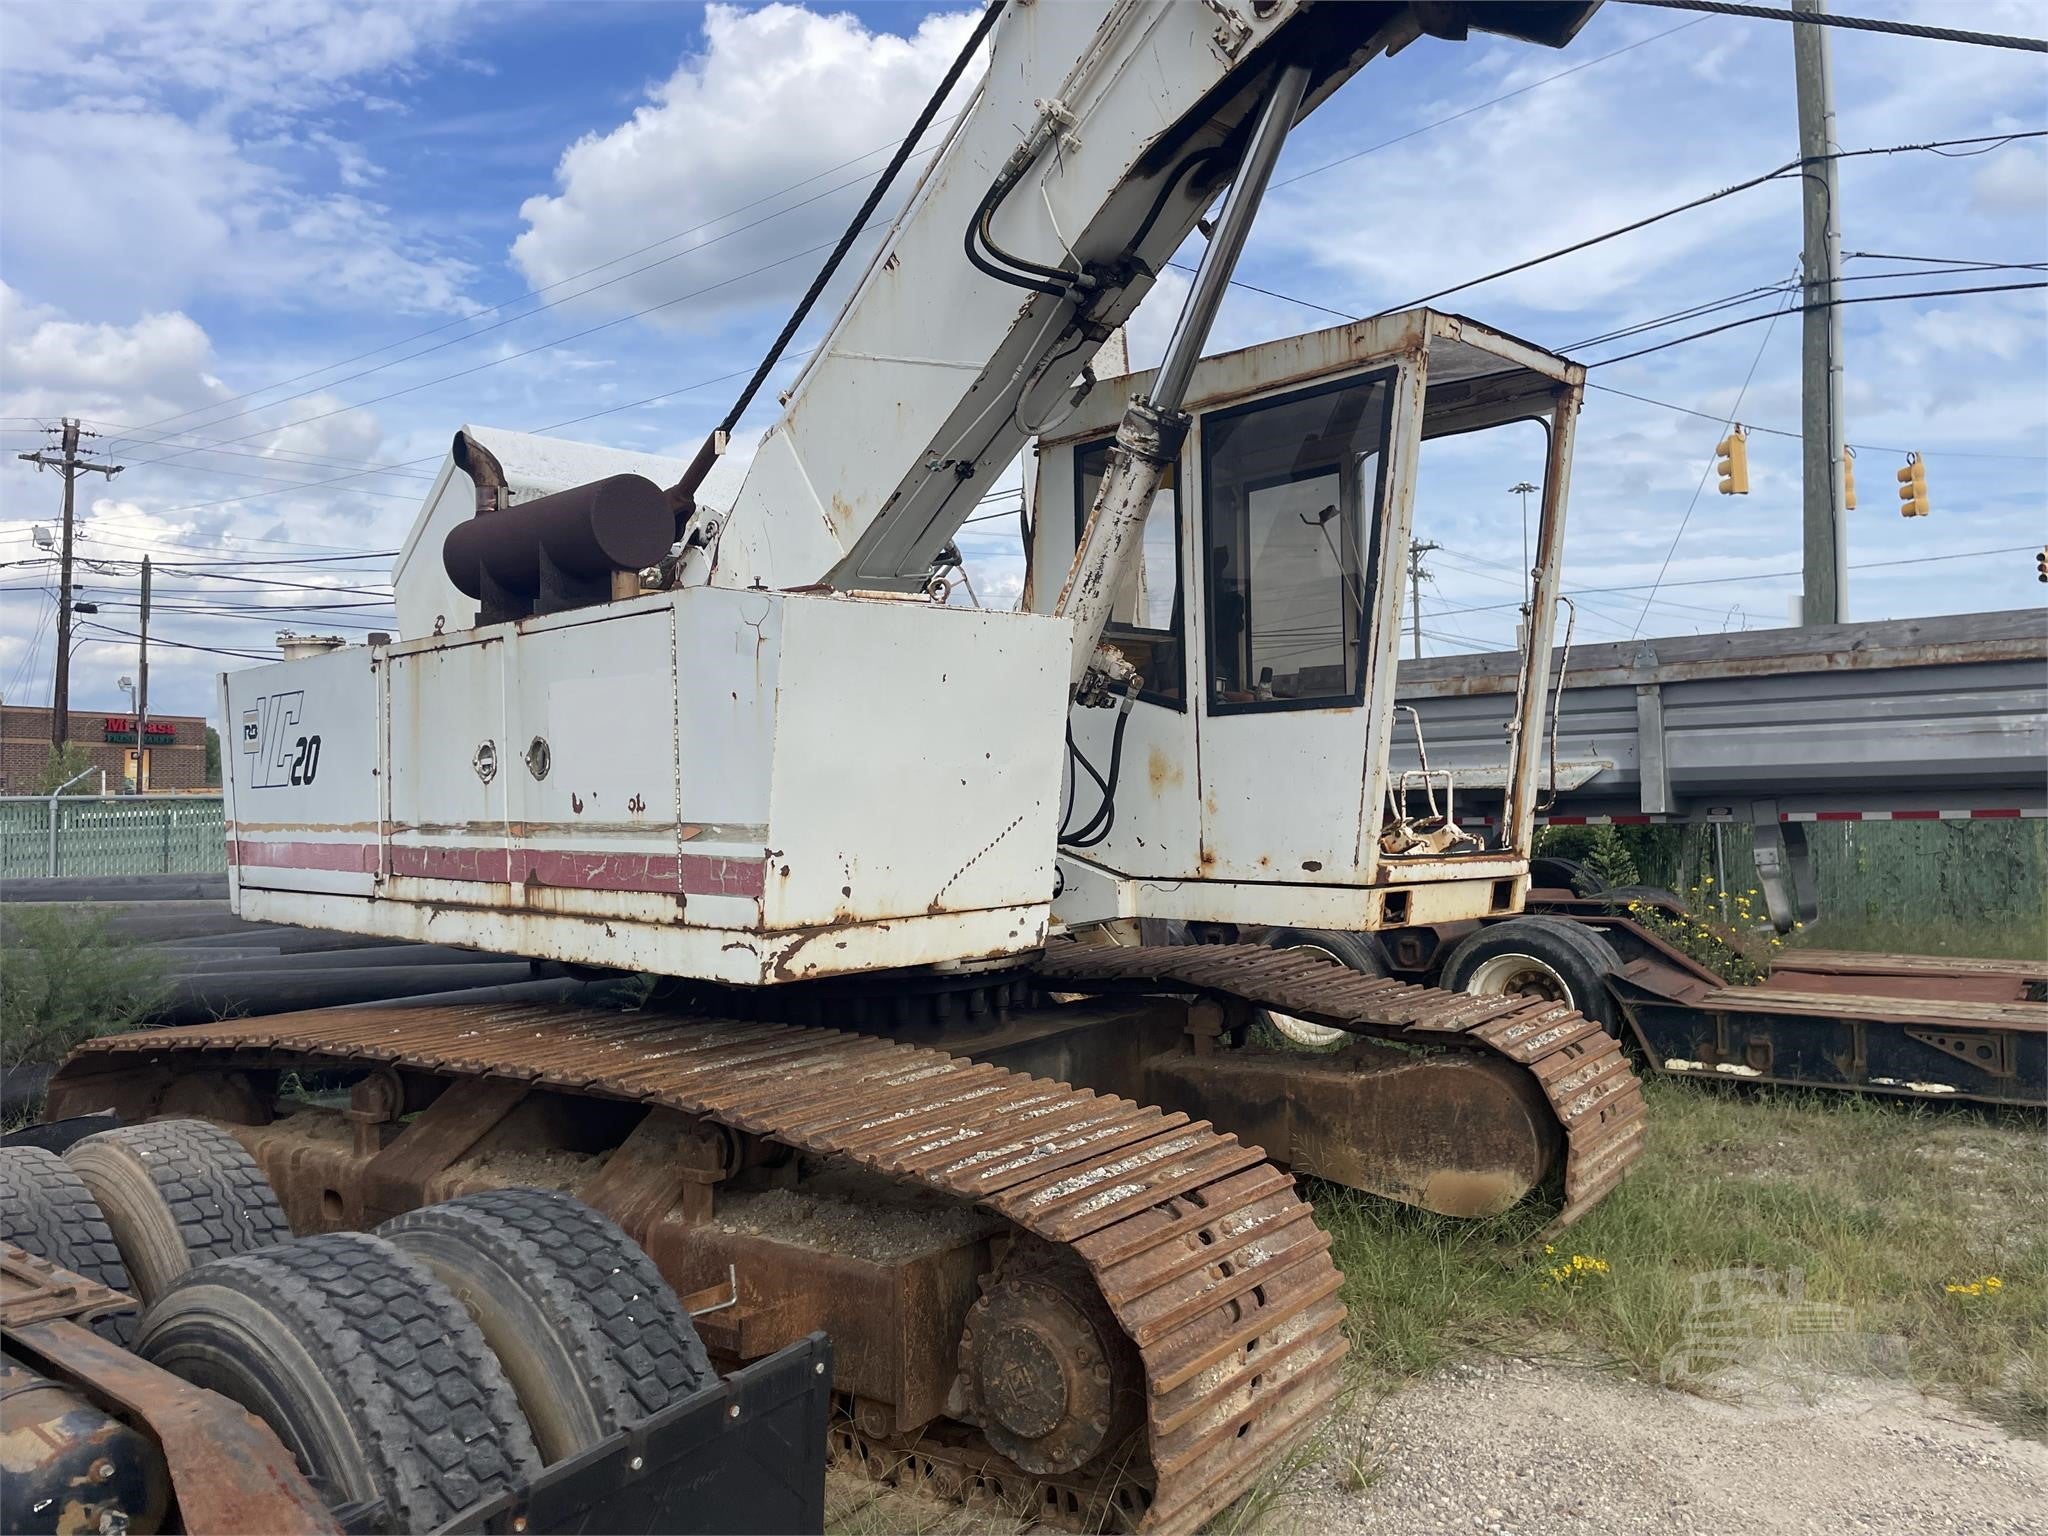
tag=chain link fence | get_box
[0,795,227,881]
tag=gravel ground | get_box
[1274,1356,2048,1536]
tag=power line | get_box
[75,621,274,661]
[1631,277,1796,636]
[1369,132,2045,321]
[1586,281,2048,367]
[1430,544,2041,618]
[1614,0,2048,53]
[1268,13,1712,192]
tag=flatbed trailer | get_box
[1350,886,2046,1106]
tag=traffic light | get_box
[1841,447,1856,511]
[1715,426,1750,495]
[1897,452,1929,517]
[2036,547,2047,583]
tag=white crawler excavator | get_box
[45,3,1646,1529]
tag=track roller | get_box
[67,1118,291,1302]
[0,1145,137,1344]
[137,1229,542,1529]
[379,1188,714,1463]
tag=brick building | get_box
[0,702,211,793]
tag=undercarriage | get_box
[47,945,1642,1534]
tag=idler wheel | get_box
[957,1243,1142,1475]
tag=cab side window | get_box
[1202,372,1393,712]
[1074,442,1184,706]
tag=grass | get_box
[1785,914,2046,964]
[0,905,168,1079]
[1316,1076,2048,1436]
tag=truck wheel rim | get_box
[1265,946,1353,1047]
[1465,952,1573,1008]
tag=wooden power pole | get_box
[1793,0,1848,625]
[17,418,123,746]
[137,555,152,792]
[1406,540,1441,661]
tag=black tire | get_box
[379,1188,714,1464]
[1529,856,1602,894]
[1440,915,1623,1035]
[137,1231,542,1528]
[66,1119,291,1304]
[1255,927,1388,1048]
[0,1145,136,1344]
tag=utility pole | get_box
[1793,0,1848,625]
[1406,540,1440,661]
[17,418,123,746]
[136,555,152,793]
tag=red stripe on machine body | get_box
[230,838,765,898]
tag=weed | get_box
[0,906,168,1071]
[1316,1077,2048,1435]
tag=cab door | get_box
[1192,365,1409,883]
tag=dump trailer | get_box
[35,4,1655,1531]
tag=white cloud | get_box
[0,0,474,116]
[0,3,479,316]
[509,3,979,327]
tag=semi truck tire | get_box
[1255,927,1389,1048]
[380,1188,714,1463]
[138,1231,541,1529]
[1440,915,1623,1036]
[66,1119,291,1303]
[0,1145,137,1343]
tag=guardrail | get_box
[0,794,226,880]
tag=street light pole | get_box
[1509,480,1538,607]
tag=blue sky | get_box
[2,0,2043,722]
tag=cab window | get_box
[1202,371,1394,712]
[1074,441,1184,706]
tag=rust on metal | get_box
[2,1245,337,1536]
[54,1007,1352,1536]
[1031,943,1647,1228]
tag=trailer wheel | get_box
[137,1230,541,1527]
[380,1188,713,1463]
[66,1119,291,1304]
[1256,928,1388,1048]
[1440,915,1623,1035]
[0,1146,136,1344]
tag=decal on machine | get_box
[242,691,322,788]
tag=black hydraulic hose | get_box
[671,0,1005,509]
[1065,705,1133,849]
[965,170,1072,297]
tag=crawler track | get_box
[54,1006,1349,1534]
[1033,943,1647,1228]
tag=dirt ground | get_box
[830,1357,2048,1536]
[1268,1355,2048,1536]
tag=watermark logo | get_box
[1660,1266,1915,1418]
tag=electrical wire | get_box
[1587,281,2048,367]
[1629,274,1799,636]
[1614,0,2048,53]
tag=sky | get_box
[1,0,2043,725]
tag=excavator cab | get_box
[1032,308,1583,932]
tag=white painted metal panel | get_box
[222,647,380,899]
[764,594,1069,932]
[384,633,508,892]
